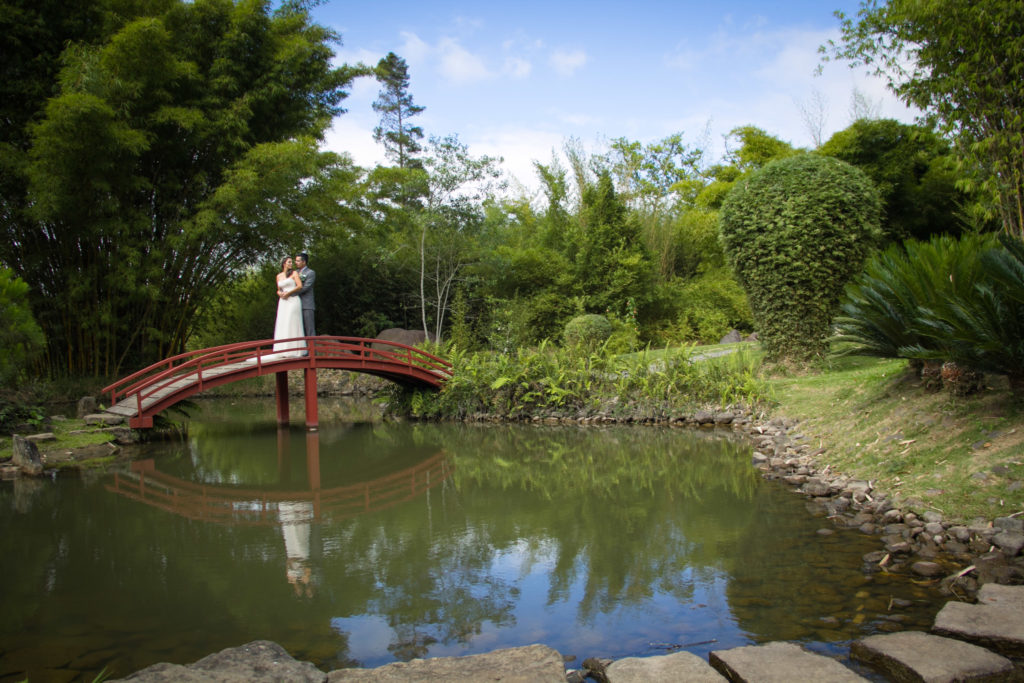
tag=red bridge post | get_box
[304,367,318,431]
[275,371,290,426]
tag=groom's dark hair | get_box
[298,252,309,263]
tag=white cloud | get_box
[323,117,386,170]
[504,56,532,79]
[438,37,492,83]
[549,49,587,76]
[399,31,432,65]
[466,126,567,195]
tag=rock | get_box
[11,435,43,476]
[581,656,613,683]
[803,478,831,497]
[83,413,126,426]
[77,396,97,418]
[24,433,57,443]
[719,329,743,344]
[911,561,945,578]
[113,640,325,682]
[994,517,1024,534]
[992,531,1024,557]
[606,651,724,682]
[851,631,1015,682]
[328,644,566,681]
[713,412,735,425]
[709,642,867,682]
[933,585,1024,657]
[694,410,714,425]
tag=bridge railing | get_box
[101,336,452,414]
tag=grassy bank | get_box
[767,355,1023,523]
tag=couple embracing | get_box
[272,252,316,356]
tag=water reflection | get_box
[0,403,944,682]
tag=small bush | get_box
[563,314,613,350]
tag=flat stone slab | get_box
[84,413,127,425]
[933,586,1024,657]
[327,644,565,682]
[112,640,326,682]
[606,650,725,681]
[851,630,1015,682]
[977,583,1024,609]
[709,641,867,682]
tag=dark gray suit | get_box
[297,266,316,337]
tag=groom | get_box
[294,252,316,337]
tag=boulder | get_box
[77,396,98,418]
[327,644,565,681]
[112,640,326,682]
[718,329,743,344]
[11,435,43,476]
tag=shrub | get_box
[719,154,881,361]
[834,232,1024,397]
[563,314,612,350]
[0,268,44,386]
[834,233,995,359]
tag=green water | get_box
[0,398,945,682]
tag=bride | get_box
[247,256,307,363]
[272,256,307,357]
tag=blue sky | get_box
[313,1,918,193]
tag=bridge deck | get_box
[102,336,451,428]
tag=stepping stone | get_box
[933,584,1024,657]
[606,651,725,682]
[84,413,126,426]
[709,641,867,682]
[851,630,1015,682]
[24,433,56,442]
[327,644,566,681]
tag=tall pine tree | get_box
[372,52,425,169]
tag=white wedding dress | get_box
[247,276,306,363]
[272,276,307,356]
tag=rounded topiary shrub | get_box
[719,154,881,361]
[563,314,613,350]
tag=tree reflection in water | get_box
[0,410,942,680]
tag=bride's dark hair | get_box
[280,256,292,275]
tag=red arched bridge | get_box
[101,336,452,430]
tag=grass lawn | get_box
[767,354,1024,523]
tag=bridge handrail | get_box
[101,336,453,412]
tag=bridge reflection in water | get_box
[105,432,450,595]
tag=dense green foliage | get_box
[720,154,881,361]
[563,314,612,350]
[0,0,357,376]
[0,269,44,387]
[819,119,979,242]
[400,343,768,421]
[835,233,1024,395]
[6,0,1014,391]
[829,0,1024,239]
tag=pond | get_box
[0,398,944,681]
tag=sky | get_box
[312,0,918,195]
